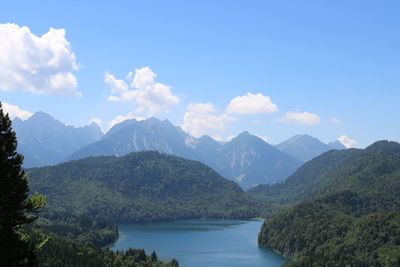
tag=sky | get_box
[1,0,399,148]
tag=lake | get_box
[111,220,288,267]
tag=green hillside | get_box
[257,141,400,266]
[28,151,261,222]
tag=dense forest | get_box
[33,232,179,267]
[27,211,119,247]
[27,151,262,222]
[257,141,400,266]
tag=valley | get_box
[1,3,399,266]
[2,104,400,266]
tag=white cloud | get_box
[337,135,357,148]
[2,102,33,120]
[108,112,145,130]
[277,111,321,125]
[89,118,102,126]
[226,93,278,115]
[106,67,180,115]
[181,103,235,139]
[0,23,80,97]
[104,72,129,101]
[331,117,342,124]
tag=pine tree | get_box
[169,258,179,267]
[150,251,158,262]
[0,103,45,266]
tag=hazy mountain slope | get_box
[257,141,400,266]
[328,140,346,150]
[191,135,222,164]
[68,120,303,187]
[28,151,261,222]
[211,131,303,187]
[276,134,344,162]
[13,112,103,168]
[67,118,198,161]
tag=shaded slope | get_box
[28,151,260,222]
[67,118,197,161]
[212,132,303,187]
[257,141,400,266]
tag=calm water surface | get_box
[111,220,287,267]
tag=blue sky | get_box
[1,0,399,147]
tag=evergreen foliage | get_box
[257,140,400,266]
[28,211,119,247]
[32,232,178,267]
[0,102,46,266]
[27,152,261,222]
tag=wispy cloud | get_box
[277,111,321,125]
[331,117,341,124]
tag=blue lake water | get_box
[111,220,287,267]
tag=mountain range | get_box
[13,112,103,168]
[14,111,344,186]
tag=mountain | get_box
[256,141,400,266]
[67,118,198,162]
[68,119,302,187]
[328,140,346,150]
[12,112,103,168]
[27,151,261,222]
[191,135,222,162]
[208,131,303,187]
[276,134,345,162]
[249,148,359,205]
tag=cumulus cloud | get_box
[226,93,278,115]
[331,117,342,124]
[104,73,129,101]
[0,23,80,96]
[181,103,235,139]
[277,111,321,125]
[105,67,180,115]
[337,135,357,148]
[2,102,33,120]
[108,112,145,130]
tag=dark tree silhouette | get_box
[0,102,45,266]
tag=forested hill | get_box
[250,140,400,205]
[27,151,261,222]
[248,147,361,205]
[257,140,400,266]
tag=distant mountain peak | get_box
[328,140,346,150]
[12,111,104,168]
[28,111,56,121]
[277,134,338,162]
[238,131,251,136]
[198,135,217,142]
